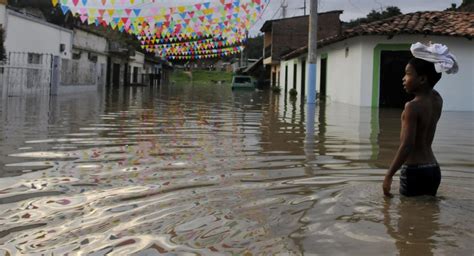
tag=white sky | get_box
[249,0,463,35]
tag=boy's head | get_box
[407,58,442,88]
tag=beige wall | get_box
[264,32,272,48]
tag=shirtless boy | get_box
[382,43,458,197]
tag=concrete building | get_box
[0,4,72,59]
[0,3,73,96]
[129,51,145,85]
[0,2,112,96]
[58,28,109,93]
[280,11,474,111]
[260,11,343,91]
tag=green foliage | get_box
[171,70,232,85]
[346,6,402,28]
[192,70,232,84]
[271,86,281,93]
[246,35,264,59]
[171,70,192,84]
[455,0,474,11]
[289,88,298,97]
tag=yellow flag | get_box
[51,0,59,7]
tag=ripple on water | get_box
[0,90,472,255]
[9,151,77,160]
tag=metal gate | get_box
[1,52,53,97]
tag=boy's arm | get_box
[383,102,418,196]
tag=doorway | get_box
[379,50,413,108]
[293,63,297,90]
[319,57,327,98]
[112,63,120,88]
[133,66,139,83]
[123,63,129,86]
[272,71,276,87]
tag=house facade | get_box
[58,28,109,93]
[260,11,343,91]
[0,2,112,96]
[0,5,72,59]
[129,51,145,85]
[0,3,73,96]
[281,11,474,111]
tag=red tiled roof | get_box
[282,11,474,60]
[343,11,474,39]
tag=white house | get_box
[280,11,474,111]
[58,28,108,93]
[0,3,74,96]
[129,51,145,85]
[0,2,112,96]
[0,5,72,59]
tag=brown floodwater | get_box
[0,84,473,255]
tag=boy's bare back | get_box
[403,89,442,165]
[402,90,443,164]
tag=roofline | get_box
[6,7,73,34]
[282,31,472,61]
[319,11,474,49]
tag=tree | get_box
[457,0,474,11]
[0,26,5,61]
[246,34,263,59]
[345,6,402,28]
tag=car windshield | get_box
[234,77,251,83]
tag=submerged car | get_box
[231,75,256,90]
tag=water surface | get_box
[0,84,473,255]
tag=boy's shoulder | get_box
[432,89,443,103]
[402,101,421,121]
[404,100,421,112]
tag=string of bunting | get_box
[150,45,245,55]
[140,36,242,48]
[52,0,269,59]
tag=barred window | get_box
[27,53,42,64]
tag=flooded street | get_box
[0,84,473,255]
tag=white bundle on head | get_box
[410,42,459,74]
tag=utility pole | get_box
[307,0,318,104]
[281,0,288,18]
[304,0,318,163]
[304,0,307,15]
[245,29,249,68]
[303,0,307,15]
[240,29,249,69]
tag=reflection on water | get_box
[0,84,473,255]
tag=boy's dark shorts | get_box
[399,163,441,197]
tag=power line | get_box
[296,0,307,16]
[270,5,282,20]
[281,0,288,18]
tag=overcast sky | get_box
[249,0,463,35]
